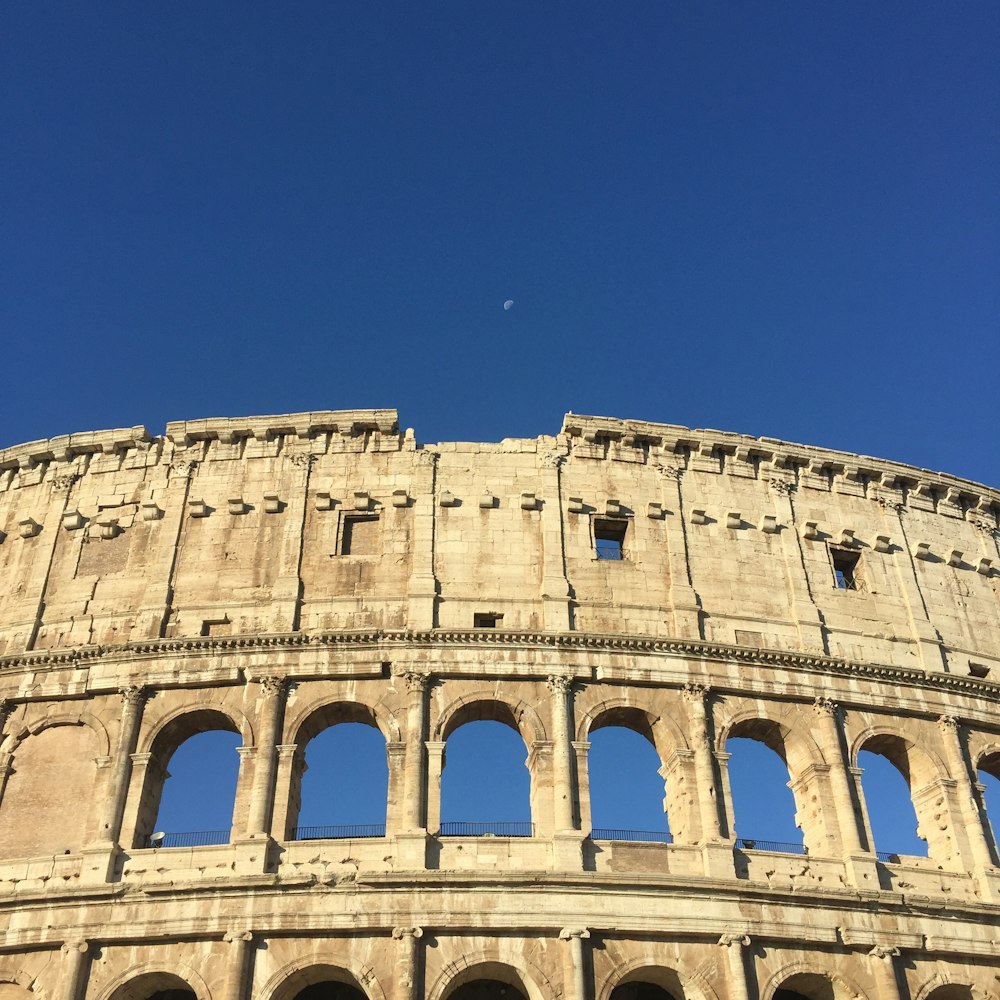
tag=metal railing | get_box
[439,821,533,838]
[144,830,230,849]
[293,823,386,840]
[876,851,901,863]
[734,837,807,855]
[591,827,673,844]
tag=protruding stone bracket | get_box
[228,497,248,516]
[874,534,892,553]
[915,541,932,560]
[62,510,86,531]
[263,494,282,514]
[188,499,210,518]
[691,509,708,526]
[439,491,459,508]
[18,518,40,538]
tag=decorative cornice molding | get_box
[2,628,1000,706]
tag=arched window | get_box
[772,972,837,1000]
[610,982,680,1000]
[152,729,241,848]
[923,987,975,1000]
[107,973,198,1000]
[133,709,242,849]
[449,984,528,1000]
[726,723,802,852]
[858,737,927,859]
[291,985,366,1000]
[589,724,670,843]
[440,715,531,836]
[295,721,388,839]
[977,752,1000,862]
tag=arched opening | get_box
[726,721,803,853]
[588,713,670,843]
[291,985,366,1000]
[107,972,198,1000]
[267,965,369,1000]
[924,987,975,1000]
[134,710,241,849]
[610,982,681,1000]
[772,972,836,1000]
[440,703,531,836]
[294,719,388,839]
[858,735,927,859]
[976,752,1000,863]
[448,984,527,1000]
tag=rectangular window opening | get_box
[831,548,861,590]
[594,518,627,561]
[474,613,503,628]
[341,514,380,556]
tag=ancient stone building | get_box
[1,409,999,1000]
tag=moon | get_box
[503,299,514,311]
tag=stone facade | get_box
[0,409,999,1000]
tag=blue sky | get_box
[2,3,998,488]
[3,5,996,855]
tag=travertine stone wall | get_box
[0,410,999,1000]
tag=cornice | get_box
[2,628,999,704]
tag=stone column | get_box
[223,930,253,1000]
[938,716,996,873]
[425,741,446,835]
[270,745,303,841]
[812,699,863,853]
[60,940,90,1000]
[548,675,576,832]
[392,926,424,1000]
[657,464,703,639]
[682,684,721,841]
[868,946,902,1000]
[402,672,431,830]
[718,935,751,1000]
[0,699,14,809]
[100,686,148,844]
[407,450,439,629]
[559,928,591,1000]
[572,741,592,835]
[245,676,287,838]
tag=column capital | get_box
[547,674,573,695]
[559,927,591,940]
[813,696,838,717]
[938,714,960,732]
[224,930,254,944]
[869,945,900,961]
[119,685,148,708]
[392,926,424,940]
[255,675,288,699]
[682,681,710,701]
[402,671,432,694]
[61,940,89,956]
[718,933,750,949]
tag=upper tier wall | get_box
[0,410,998,676]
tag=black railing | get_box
[439,821,533,838]
[591,827,673,844]
[735,837,807,855]
[293,823,386,841]
[144,830,230,849]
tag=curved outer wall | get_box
[0,409,999,1000]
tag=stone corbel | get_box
[62,509,86,530]
[18,518,40,538]
[228,497,248,515]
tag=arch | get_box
[139,704,251,757]
[433,693,546,746]
[5,710,111,758]
[761,963,869,1000]
[577,699,690,760]
[259,959,386,1000]
[596,959,720,1000]
[286,698,400,747]
[97,964,210,1000]
[913,977,986,1000]
[0,969,37,999]
[974,744,1000,779]
[718,707,827,775]
[428,957,550,1000]
[850,726,947,787]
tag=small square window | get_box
[474,613,503,628]
[594,518,627,560]
[830,548,861,590]
[341,515,380,555]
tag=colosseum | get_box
[1,409,999,1000]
